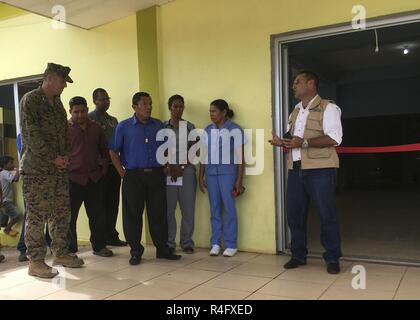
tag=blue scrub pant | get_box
[206,174,238,249]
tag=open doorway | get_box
[0,77,41,229]
[0,77,42,151]
[273,14,420,264]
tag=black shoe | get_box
[182,247,194,254]
[283,258,307,269]
[327,262,341,274]
[129,255,142,265]
[18,252,29,262]
[69,247,78,254]
[93,248,114,258]
[168,247,176,254]
[107,239,127,247]
[156,252,182,260]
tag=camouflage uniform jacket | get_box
[19,88,70,176]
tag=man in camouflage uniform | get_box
[19,63,84,278]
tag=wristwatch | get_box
[302,139,309,149]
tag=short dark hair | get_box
[0,156,13,169]
[211,99,234,119]
[297,70,319,90]
[92,88,108,101]
[132,92,151,106]
[69,96,88,109]
[168,94,184,109]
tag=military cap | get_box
[44,62,73,83]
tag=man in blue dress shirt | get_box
[109,92,181,265]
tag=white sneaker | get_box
[209,245,221,256]
[223,248,238,257]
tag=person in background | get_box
[164,95,197,254]
[0,188,5,263]
[199,99,245,257]
[89,88,127,247]
[0,156,22,237]
[67,96,113,257]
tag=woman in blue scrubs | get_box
[199,99,245,257]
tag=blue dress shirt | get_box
[109,115,164,169]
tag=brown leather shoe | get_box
[28,261,59,278]
[53,253,84,268]
[182,247,194,254]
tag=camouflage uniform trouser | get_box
[23,174,71,261]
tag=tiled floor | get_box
[0,245,419,300]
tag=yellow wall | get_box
[155,0,420,253]
[0,10,139,245]
[137,7,161,117]
[0,3,26,21]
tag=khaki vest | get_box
[287,96,340,170]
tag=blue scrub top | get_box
[203,120,244,175]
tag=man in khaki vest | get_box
[270,71,343,274]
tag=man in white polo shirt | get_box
[270,70,343,274]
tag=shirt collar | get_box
[37,87,62,103]
[93,109,110,119]
[166,118,185,128]
[68,118,94,128]
[298,94,319,111]
[131,114,153,125]
[212,119,231,130]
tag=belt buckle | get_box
[144,168,153,173]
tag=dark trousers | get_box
[287,167,342,264]
[122,169,169,257]
[0,214,8,228]
[17,212,52,253]
[103,165,122,242]
[67,178,106,252]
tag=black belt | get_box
[127,167,163,173]
[293,161,301,170]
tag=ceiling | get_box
[1,0,174,29]
[289,21,420,84]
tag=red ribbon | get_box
[336,143,420,154]
[283,143,420,154]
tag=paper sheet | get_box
[167,176,183,186]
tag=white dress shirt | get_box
[287,95,343,162]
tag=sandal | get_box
[4,229,19,237]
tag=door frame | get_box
[0,75,43,137]
[271,10,420,255]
